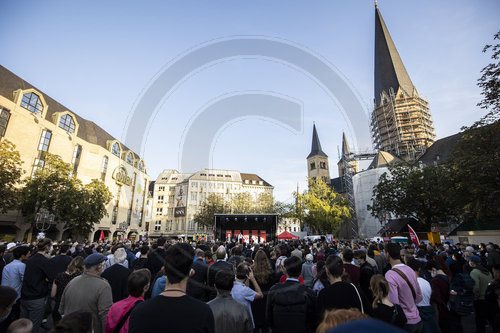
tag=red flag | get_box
[99,230,105,240]
[408,225,420,245]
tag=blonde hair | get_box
[370,274,389,309]
[67,256,84,275]
[316,308,368,333]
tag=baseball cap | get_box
[469,255,482,263]
[83,253,108,266]
[6,243,16,250]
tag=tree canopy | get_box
[368,163,460,228]
[193,191,292,227]
[475,30,500,126]
[0,140,23,214]
[20,153,112,237]
[296,177,351,235]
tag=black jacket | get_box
[207,261,234,301]
[101,264,131,302]
[208,292,253,333]
[266,280,317,333]
[187,259,210,302]
[359,262,375,302]
[21,253,52,300]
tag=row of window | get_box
[153,220,203,232]
[21,93,77,134]
[111,142,144,171]
[18,92,145,173]
[309,161,328,170]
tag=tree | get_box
[297,177,351,234]
[232,192,255,214]
[20,153,112,237]
[0,140,23,213]
[254,192,274,213]
[193,194,229,227]
[70,179,112,236]
[450,121,500,222]
[20,153,76,225]
[475,30,500,127]
[368,163,460,228]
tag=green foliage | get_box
[20,153,75,224]
[71,179,113,236]
[297,177,351,234]
[451,121,500,221]
[232,192,254,214]
[193,191,291,227]
[193,194,230,227]
[20,153,112,237]
[368,163,459,227]
[0,140,23,213]
[474,30,500,127]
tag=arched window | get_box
[138,160,144,171]
[21,92,43,114]
[126,152,133,165]
[58,114,76,133]
[111,142,120,156]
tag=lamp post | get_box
[35,209,55,239]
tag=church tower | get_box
[371,3,436,161]
[307,124,330,185]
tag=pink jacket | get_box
[385,264,423,325]
[104,296,143,333]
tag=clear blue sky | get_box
[1,0,498,202]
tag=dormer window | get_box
[126,152,133,165]
[59,114,76,133]
[21,92,43,114]
[111,142,120,157]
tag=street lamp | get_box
[35,209,55,239]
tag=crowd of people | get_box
[0,236,499,333]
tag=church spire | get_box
[341,132,350,156]
[307,123,328,159]
[374,4,416,105]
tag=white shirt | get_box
[416,277,431,307]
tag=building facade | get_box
[149,169,273,239]
[371,4,435,162]
[0,65,149,241]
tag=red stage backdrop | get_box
[260,230,266,243]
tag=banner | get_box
[226,231,232,241]
[251,230,258,243]
[243,230,249,243]
[260,230,266,243]
[408,224,420,245]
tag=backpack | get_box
[448,273,475,316]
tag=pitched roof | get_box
[416,132,464,166]
[0,65,142,160]
[307,124,328,159]
[378,218,426,234]
[240,173,273,187]
[374,5,416,105]
[368,150,402,169]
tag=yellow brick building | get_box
[0,65,149,241]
